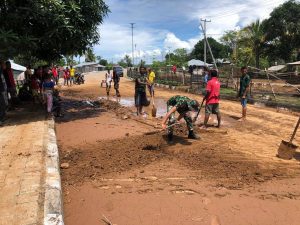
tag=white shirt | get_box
[105,72,112,83]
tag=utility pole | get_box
[130,23,135,67]
[201,19,211,66]
[167,46,171,66]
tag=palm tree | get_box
[241,19,265,68]
[85,48,96,62]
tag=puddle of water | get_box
[98,96,167,117]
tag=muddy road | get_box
[56,72,300,225]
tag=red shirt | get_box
[206,77,220,104]
[52,68,58,77]
[172,65,177,73]
[64,69,70,78]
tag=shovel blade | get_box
[277,140,298,160]
[151,105,157,117]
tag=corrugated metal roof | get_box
[268,65,286,71]
[287,61,300,65]
[74,62,99,68]
[188,59,212,67]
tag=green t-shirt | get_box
[239,74,251,97]
[135,74,147,93]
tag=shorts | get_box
[241,98,247,107]
[147,84,154,95]
[135,92,150,107]
[205,103,219,114]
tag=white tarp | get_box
[9,60,26,72]
[268,65,286,72]
[287,61,300,65]
[188,59,212,67]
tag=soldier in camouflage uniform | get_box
[162,95,200,142]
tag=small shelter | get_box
[74,62,102,73]
[188,59,213,67]
[267,65,286,72]
[95,65,105,71]
[9,60,26,80]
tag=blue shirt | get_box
[43,81,55,89]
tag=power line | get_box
[205,0,284,19]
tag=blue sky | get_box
[93,0,287,63]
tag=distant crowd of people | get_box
[121,65,251,142]
[0,62,81,125]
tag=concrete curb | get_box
[43,119,64,225]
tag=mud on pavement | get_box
[59,99,299,190]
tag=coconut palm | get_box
[241,19,265,68]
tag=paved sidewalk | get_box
[0,107,61,225]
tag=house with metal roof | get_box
[74,62,105,73]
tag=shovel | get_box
[193,98,205,122]
[151,91,157,117]
[277,116,300,160]
[144,122,179,135]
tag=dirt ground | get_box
[56,72,300,225]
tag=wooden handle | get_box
[290,116,300,143]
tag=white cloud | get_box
[94,22,167,61]
[93,0,288,60]
[163,33,197,51]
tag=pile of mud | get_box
[58,99,299,189]
[60,130,297,189]
[60,133,167,185]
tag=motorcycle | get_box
[74,73,84,85]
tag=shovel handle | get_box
[290,116,300,143]
[194,99,205,121]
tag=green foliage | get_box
[263,0,300,62]
[165,48,188,67]
[117,59,127,68]
[85,48,96,62]
[65,56,77,66]
[96,55,108,66]
[0,0,109,62]
[117,55,132,67]
[99,59,108,66]
[152,60,165,69]
[190,38,230,63]
[240,19,265,68]
[139,59,146,67]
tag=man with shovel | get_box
[162,95,200,142]
[201,70,221,129]
[135,66,150,116]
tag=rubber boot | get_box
[188,130,200,139]
[167,132,173,143]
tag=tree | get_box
[190,38,230,63]
[99,59,108,66]
[85,48,96,62]
[124,55,132,67]
[139,59,146,67]
[164,48,188,67]
[65,56,77,66]
[117,59,127,68]
[240,19,265,68]
[263,0,300,62]
[0,0,109,62]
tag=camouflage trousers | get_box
[167,105,193,134]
